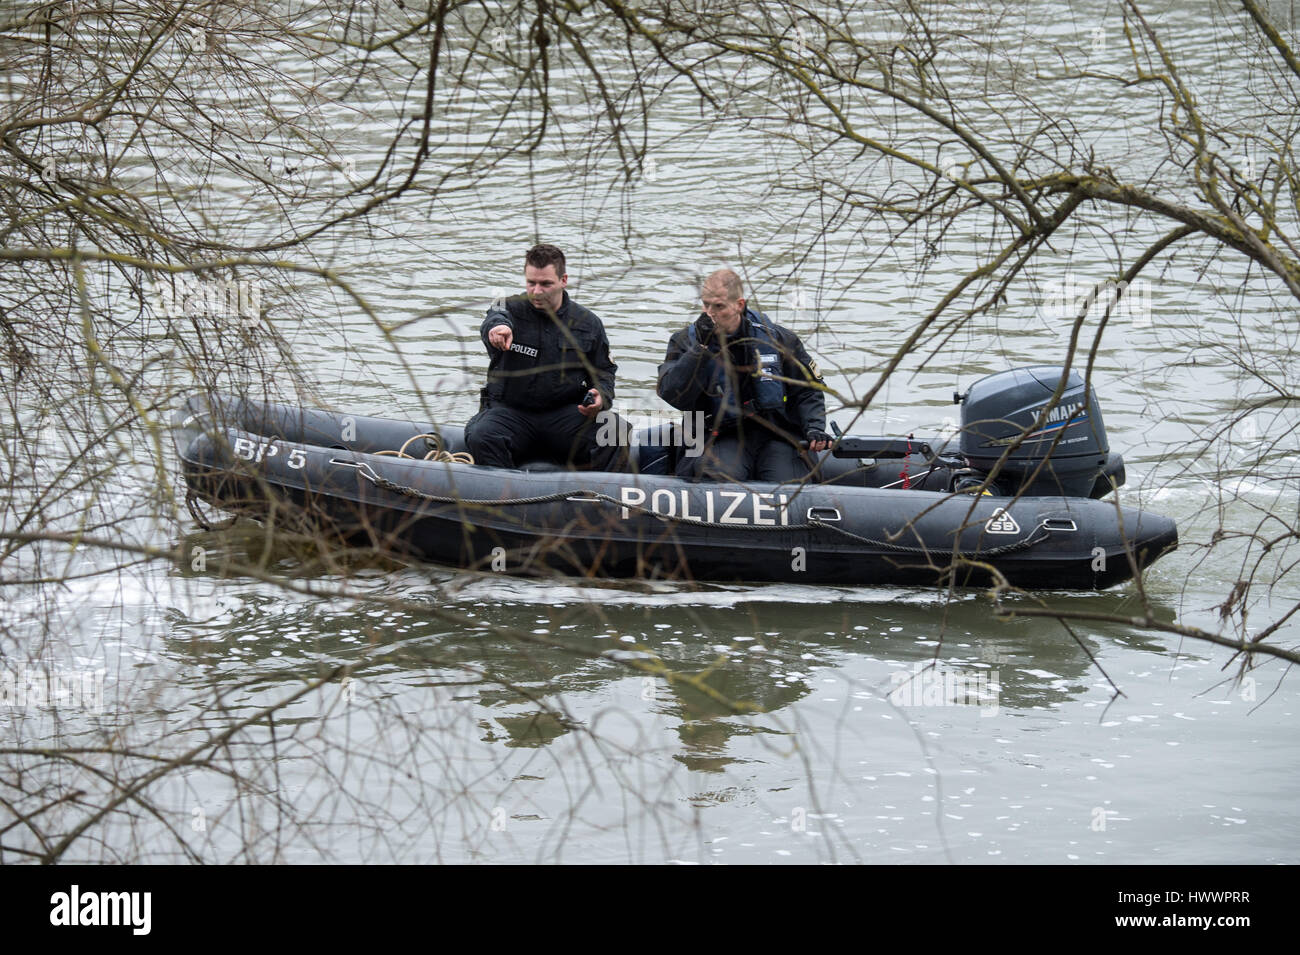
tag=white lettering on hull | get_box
[719,490,747,525]
[616,487,791,527]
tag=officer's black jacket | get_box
[479,292,617,410]
[657,310,827,438]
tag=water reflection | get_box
[165,532,1187,777]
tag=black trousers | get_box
[465,401,628,471]
[677,426,806,483]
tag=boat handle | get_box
[1041,518,1078,532]
[330,457,380,483]
[566,492,603,502]
[807,506,842,522]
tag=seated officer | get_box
[657,269,830,482]
[465,244,627,471]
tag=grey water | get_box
[2,0,1297,863]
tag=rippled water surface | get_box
[4,0,1298,863]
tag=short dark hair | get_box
[525,243,566,278]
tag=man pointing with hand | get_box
[465,244,626,471]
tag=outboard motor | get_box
[955,366,1124,498]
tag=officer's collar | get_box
[532,289,571,319]
[731,308,761,336]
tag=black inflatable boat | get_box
[171,366,1177,589]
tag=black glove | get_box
[694,313,718,350]
[806,429,832,445]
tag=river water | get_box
[2,0,1297,863]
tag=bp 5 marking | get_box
[232,437,306,469]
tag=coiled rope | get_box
[375,433,475,465]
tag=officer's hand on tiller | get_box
[806,429,832,453]
[487,324,513,351]
[578,390,603,417]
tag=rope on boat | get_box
[375,433,475,465]
[186,488,238,532]
[340,460,1052,560]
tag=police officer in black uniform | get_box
[465,244,626,471]
[657,269,831,482]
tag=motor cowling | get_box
[957,366,1118,498]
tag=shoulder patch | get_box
[809,360,822,379]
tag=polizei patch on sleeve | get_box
[619,486,791,525]
[509,342,539,358]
